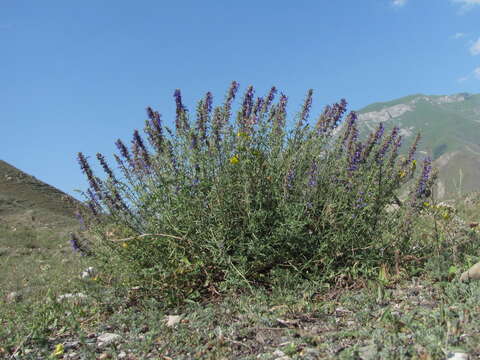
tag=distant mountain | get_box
[0,160,81,227]
[356,93,480,200]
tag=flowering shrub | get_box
[75,82,435,302]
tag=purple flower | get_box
[348,142,364,172]
[376,126,399,164]
[78,152,101,194]
[227,81,239,104]
[145,107,164,152]
[240,86,255,131]
[342,112,357,146]
[416,157,432,198]
[96,153,117,182]
[362,123,385,161]
[285,167,296,190]
[299,89,313,126]
[115,139,133,166]
[329,99,348,129]
[275,93,288,130]
[174,89,189,131]
[74,212,86,230]
[308,161,318,187]
[69,233,90,256]
[264,86,277,112]
[404,133,421,167]
[86,189,100,215]
[204,92,213,114]
[132,130,151,170]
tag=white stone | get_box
[97,333,121,347]
[81,267,96,279]
[447,352,469,360]
[165,315,182,327]
[6,291,22,303]
[460,262,480,282]
[57,293,88,302]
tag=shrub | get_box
[75,82,435,303]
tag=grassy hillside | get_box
[356,93,480,199]
[0,160,81,227]
[0,159,84,303]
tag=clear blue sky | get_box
[2,0,479,198]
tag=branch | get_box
[110,233,184,242]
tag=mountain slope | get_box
[0,160,81,227]
[356,93,480,199]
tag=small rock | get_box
[97,333,121,348]
[165,315,182,327]
[117,351,127,359]
[64,341,79,350]
[447,352,469,360]
[357,344,378,360]
[57,293,88,302]
[273,349,287,358]
[6,291,22,303]
[81,266,96,279]
[99,353,112,359]
[300,347,321,359]
[460,262,480,282]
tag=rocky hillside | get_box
[356,93,480,199]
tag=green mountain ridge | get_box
[356,93,480,199]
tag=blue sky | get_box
[1,0,479,198]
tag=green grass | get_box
[1,193,479,359]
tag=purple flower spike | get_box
[204,92,213,114]
[174,89,189,131]
[264,86,277,111]
[78,152,101,194]
[405,133,421,167]
[308,161,318,187]
[132,130,151,169]
[376,126,399,164]
[96,153,116,182]
[115,139,133,165]
[275,93,288,130]
[299,89,313,125]
[227,81,239,104]
[416,157,432,198]
[348,142,364,172]
[240,86,255,130]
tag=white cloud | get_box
[452,0,480,13]
[392,0,407,7]
[457,76,469,82]
[452,32,466,39]
[474,67,480,79]
[470,38,480,55]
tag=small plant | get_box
[75,82,435,304]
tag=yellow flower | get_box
[122,242,128,248]
[52,344,64,357]
[398,170,406,178]
[229,155,239,164]
[237,131,249,138]
[423,202,430,207]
